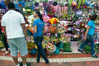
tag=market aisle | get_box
[0,51,99,66]
[0,60,99,66]
[0,56,99,63]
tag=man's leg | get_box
[12,56,18,65]
[8,39,19,65]
[78,38,89,53]
[79,39,89,49]
[21,56,27,65]
[89,36,98,58]
[90,39,95,56]
[17,37,28,66]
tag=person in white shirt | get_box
[1,2,29,66]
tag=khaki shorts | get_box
[8,37,28,56]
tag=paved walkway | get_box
[0,60,99,66]
[0,51,99,66]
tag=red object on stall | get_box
[94,40,97,43]
[49,25,57,33]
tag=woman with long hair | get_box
[32,11,49,64]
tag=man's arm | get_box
[20,14,28,37]
[84,26,90,40]
[21,23,28,37]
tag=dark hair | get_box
[90,15,97,20]
[35,11,43,21]
[35,2,39,6]
[53,2,57,6]
[27,12,31,15]
[8,2,15,9]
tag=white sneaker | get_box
[3,51,10,55]
[23,64,27,66]
[16,64,20,66]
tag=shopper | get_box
[78,15,98,58]
[0,12,2,34]
[1,2,29,66]
[32,11,49,64]
[0,12,9,55]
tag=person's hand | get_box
[7,39,8,43]
[25,37,29,41]
[83,35,87,41]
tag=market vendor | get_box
[78,15,98,58]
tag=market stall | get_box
[0,0,99,54]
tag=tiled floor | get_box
[0,56,99,63]
[0,44,99,66]
[0,51,98,58]
[0,51,99,63]
[0,60,99,66]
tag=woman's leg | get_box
[37,44,49,63]
[34,37,41,63]
[34,36,49,63]
[78,36,89,53]
[37,48,41,63]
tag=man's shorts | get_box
[8,37,28,56]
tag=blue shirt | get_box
[33,19,44,37]
[87,20,95,35]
